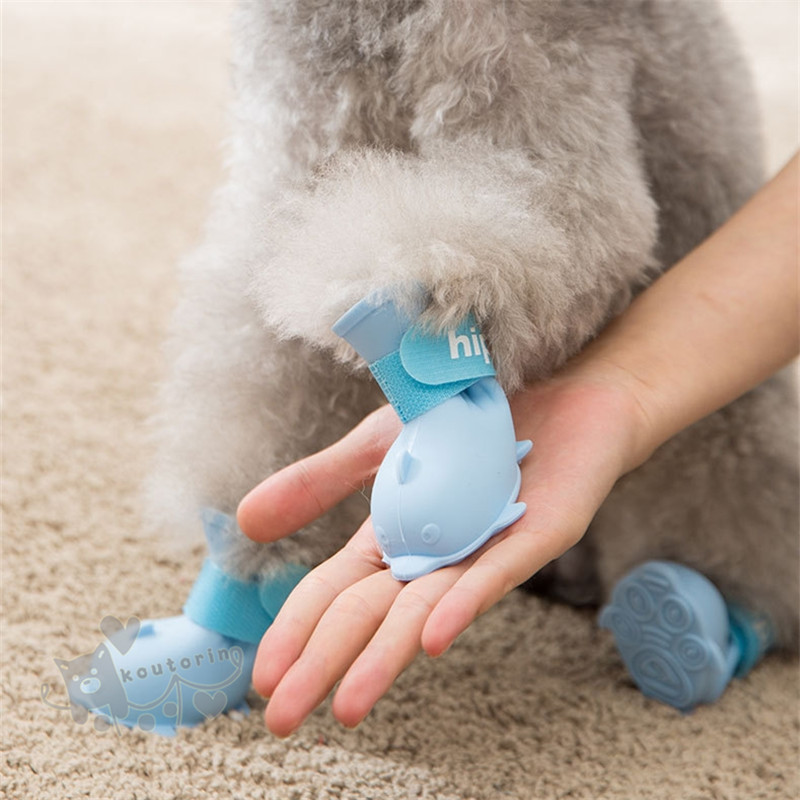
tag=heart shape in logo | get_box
[193,690,228,719]
[100,615,141,655]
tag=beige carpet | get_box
[3,3,798,798]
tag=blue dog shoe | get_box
[68,510,308,735]
[599,560,773,711]
[89,615,258,736]
[370,379,529,581]
[333,294,530,581]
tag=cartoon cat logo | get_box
[47,642,129,727]
[41,615,253,735]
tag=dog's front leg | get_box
[251,134,659,392]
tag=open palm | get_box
[238,372,646,736]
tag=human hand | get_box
[237,369,650,736]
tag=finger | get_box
[421,522,579,657]
[332,561,469,728]
[253,520,385,698]
[238,404,401,542]
[264,569,404,737]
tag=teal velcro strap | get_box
[399,313,496,385]
[728,603,775,678]
[370,313,496,423]
[184,559,308,645]
[370,351,477,423]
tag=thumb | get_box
[238,404,400,542]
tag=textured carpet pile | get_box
[3,3,798,798]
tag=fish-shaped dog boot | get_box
[67,509,307,735]
[333,294,530,581]
[599,560,774,712]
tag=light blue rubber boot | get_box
[77,510,307,735]
[599,561,774,712]
[333,294,531,581]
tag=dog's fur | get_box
[146,0,798,649]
